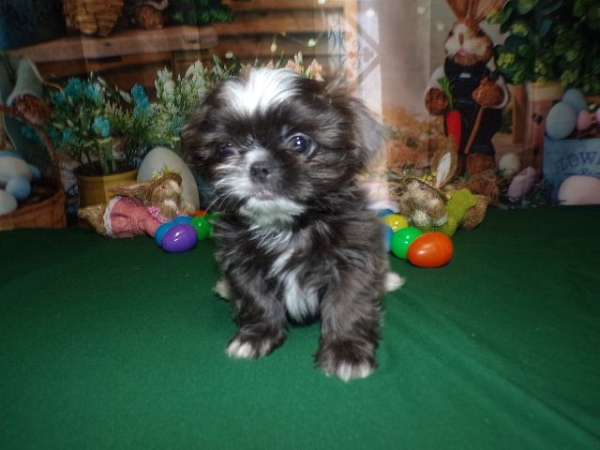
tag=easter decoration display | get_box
[77,172,194,238]
[407,232,454,269]
[45,60,211,209]
[0,57,66,229]
[388,138,488,237]
[542,88,600,205]
[0,151,40,214]
[383,217,454,269]
[137,146,200,211]
[545,89,599,141]
[390,226,422,260]
[382,213,408,232]
[424,0,508,201]
[427,188,480,235]
[154,211,218,253]
[129,0,169,30]
[63,0,124,37]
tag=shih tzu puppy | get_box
[183,68,403,382]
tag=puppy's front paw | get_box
[385,272,405,292]
[213,278,232,300]
[316,339,377,382]
[226,329,286,360]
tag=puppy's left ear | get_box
[326,79,384,163]
[351,99,385,163]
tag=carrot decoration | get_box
[439,77,461,150]
[446,110,462,150]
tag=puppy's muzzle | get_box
[249,160,274,184]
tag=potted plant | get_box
[47,77,142,207]
[492,0,600,157]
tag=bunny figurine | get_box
[425,0,509,177]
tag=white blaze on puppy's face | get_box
[220,68,300,116]
[240,197,305,228]
[239,144,306,227]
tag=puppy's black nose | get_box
[250,160,273,183]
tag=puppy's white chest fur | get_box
[265,231,319,322]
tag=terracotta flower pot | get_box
[77,168,137,207]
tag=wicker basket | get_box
[0,189,66,231]
[63,0,124,37]
[0,103,67,232]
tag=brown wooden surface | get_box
[224,0,346,11]
[37,52,172,80]
[8,1,357,89]
[208,36,343,59]
[9,26,217,63]
[213,11,334,36]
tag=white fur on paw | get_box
[385,272,405,292]
[335,362,374,382]
[226,338,255,359]
[214,278,232,300]
[226,336,275,359]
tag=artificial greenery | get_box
[46,54,324,176]
[47,69,208,175]
[492,0,600,94]
[47,77,121,175]
[168,0,233,26]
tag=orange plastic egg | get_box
[407,232,453,268]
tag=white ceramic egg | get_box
[562,88,588,114]
[498,152,521,179]
[558,176,600,205]
[546,102,577,140]
[137,147,200,210]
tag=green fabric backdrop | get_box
[1,207,599,450]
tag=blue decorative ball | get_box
[5,176,31,201]
[562,89,588,115]
[546,102,577,140]
[383,225,394,252]
[377,208,396,218]
[155,221,176,246]
[173,215,193,225]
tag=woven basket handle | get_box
[0,103,63,190]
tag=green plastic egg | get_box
[191,216,213,240]
[391,227,423,259]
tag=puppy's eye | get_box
[218,142,234,157]
[289,134,312,154]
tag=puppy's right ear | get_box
[350,98,385,164]
[182,102,212,170]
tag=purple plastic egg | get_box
[161,224,198,253]
[577,111,594,131]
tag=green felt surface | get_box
[1,207,600,450]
